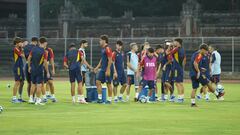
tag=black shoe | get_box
[191,103,198,107]
[97,99,104,104]
[134,97,138,102]
[18,99,26,103]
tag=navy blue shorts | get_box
[69,68,82,83]
[31,69,44,84]
[141,80,155,90]
[191,74,209,89]
[174,66,183,83]
[25,63,31,83]
[13,67,25,81]
[210,74,220,84]
[44,67,53,83]
[113,71,127,86]
[96,69,113,84]
[162,67,173,83]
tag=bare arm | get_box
[63,56,68,69]
[50,58,55,74]
[127,55,137,72]
[94,59,102,73]
[193,61,200,78]
[44,59,49,74]
[81,56,93,69]
[27,54,32,73]
[182,55,186,68]
[106,56,112,74]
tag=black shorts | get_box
[69,68,82,83]
[210,74,220,84]
[141,80,155,90]
[113,71,127,86]
[191,74,209,89]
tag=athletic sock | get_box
[36,98,41,103]
[214,91,219,96]
[46,91,50,95]
[42,95,47,99]
[51,94,55,98]
[108,97,112,101]
[77,95,82,101]
[80,95,84,100]
[72,96,75,101]
[135,92,139,98]
[191,99,196,104]
[98,94,102,100]
[12,96,17,100]
[205,92,210,99]
[114,96,118,100]
[126,95,130,101]
[19,95,22,99]
[164,94,168,100]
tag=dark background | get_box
[0,0,238,19]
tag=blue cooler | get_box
[85,71,107,103]
[138,86,156,101]
[86,86,107,103]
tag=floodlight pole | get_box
[27,0,40,40]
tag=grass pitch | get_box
[0,80,240,135]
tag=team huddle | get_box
[12,37,56,105]
[12,35,225,106]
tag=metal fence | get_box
[0,37,240,76]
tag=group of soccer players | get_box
[12,37,56,105]
[12,34,224,106]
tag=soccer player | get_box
[155,45,165,100]
[78,40,92,86]
[43,43,57,103]
[196,52,211,101]
[138,48,157,103]
[112,40,127,102]
[63,43,88,104]
[134,42,151,101]
[173,38,186,103]
[209,45,221,85]
[189,43,223,107]
[126,43,138,102]
[12,37,25,103]
[24,37,38,98]
[94,35,114,104]
[28,37,49,105]
[161,41,178,102]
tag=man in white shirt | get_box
[79,40,92,86]
[209,46,221,85]
[126,43,139,101]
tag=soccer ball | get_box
[216,84,224,94]
[0,106,3,113]
[7,84,11,88]
[139,95,147,103]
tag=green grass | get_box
[0,80,240,135]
